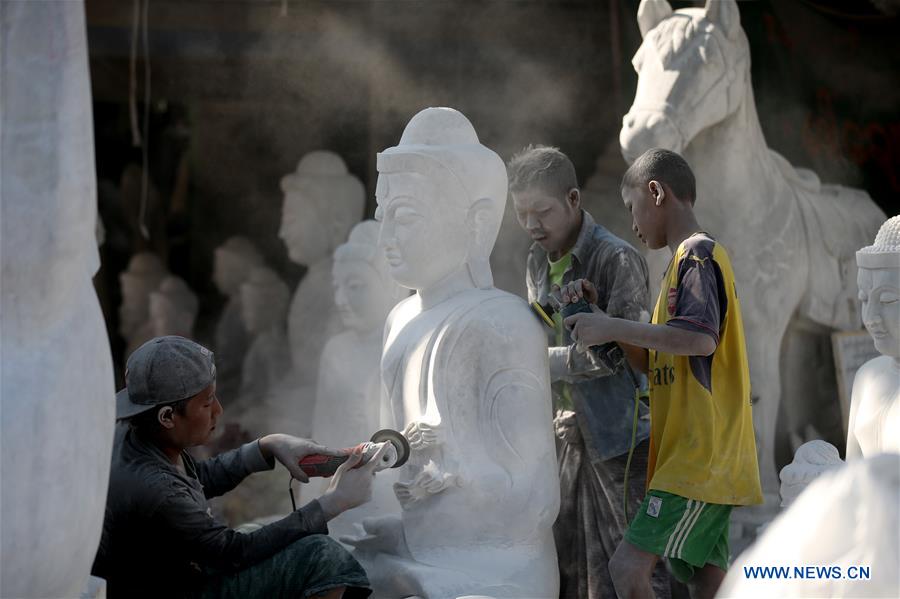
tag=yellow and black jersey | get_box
[647,233,763,506]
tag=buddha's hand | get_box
[339,515,411,557]
[403,420,443,451]
[394,460,459,507]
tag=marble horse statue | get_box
[619,0,886,500]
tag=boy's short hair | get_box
[621,148,696,206]
[507,145,578,199]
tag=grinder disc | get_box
[370,429,410,468]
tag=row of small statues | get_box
[116,151,404,463]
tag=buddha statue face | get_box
[857,215,900,360]
[333,259,398,333]
[858,266,900,359]
[375,171,470,292]
[278,151,365,267]
[374,107,508,294]
[279,180,330,266]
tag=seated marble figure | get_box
[238,266,292,408]
[213,236,265,398]
[341,107,560,598]
[308,220,407,540]
[780,215,900,506]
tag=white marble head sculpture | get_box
[375,107,507,291]
[213,236,264,297]
[333,220,405,334]
[620,0,749,162]
[240,266,290,335]
[149,276,198,337]
[119,252,167,338]
[279,151,365,266]
[856,215,900,359]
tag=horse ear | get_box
[706,0,741,39]
[637,0,673,38]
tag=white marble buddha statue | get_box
[278,150,365,425]
[119,252,168,357]
[148,275,198,339]
[213,236,264,397]
[307,220,407,539]
[342,107,560,598]
[780,215,900,506]
[847,215,900,459]
[312,220,406,451]
[238,266,291,410]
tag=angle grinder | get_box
[530,296,626,370]
[298,429,411,478]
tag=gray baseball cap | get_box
[116,336,217,420]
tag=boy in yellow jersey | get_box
[561,148,763,599]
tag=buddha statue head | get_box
[375,107,508,292]
[148,276,198,338]
[279,150,366,267]
[240,266,290,335]
[213,236,264,297]
[118,252,167,338]
[332,220,406,334]
[856,215,900,360]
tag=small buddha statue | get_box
[212,236,264,398]
[307,220,407,540]
[780,215,900,506]
[276,150,365,430]
[238,266,291,408]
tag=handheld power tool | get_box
[298,429,411,478]
[289,429,411,511]
[530,297,626,370]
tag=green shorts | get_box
[624,490,732,583]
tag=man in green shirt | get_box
[508,145,673,598]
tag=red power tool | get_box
[298,429,411,478]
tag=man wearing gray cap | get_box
[91,336,377,598]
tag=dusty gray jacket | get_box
[92,424,327,597]
[526,210,652,462]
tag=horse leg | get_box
[745,317,788,507]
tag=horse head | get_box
[620,0,750,163]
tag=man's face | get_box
[512,188,580,257]
[622,183,666,250]
[375,172,468,291]
[172,383,222,447]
